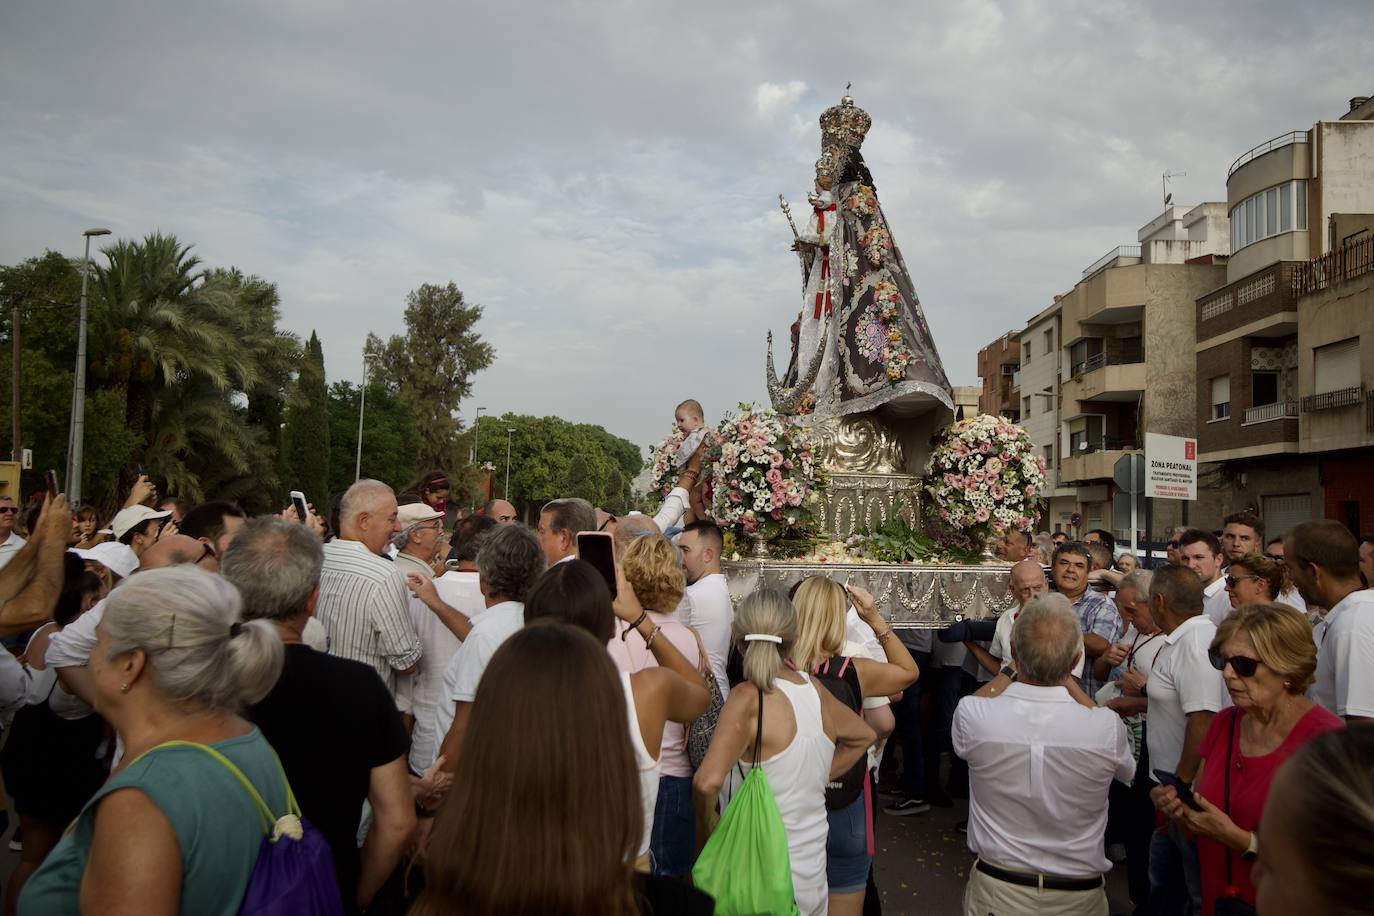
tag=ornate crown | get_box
[814,147,841,180]
[819,93,872,152]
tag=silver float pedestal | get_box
[722,558,1015,628]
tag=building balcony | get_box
[1061,443,1138,485]
[1199,401,1300,462]
[1197,262,1300,345]
[1243,400,1299,424]
[1301,386,1364,413]
[1062,354,1146,411]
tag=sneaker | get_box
[883,797,932,816]
[877,785,905,800]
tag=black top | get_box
[248,643,410,913]
[634,873,715,915]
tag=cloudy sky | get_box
[3,0,1371,454]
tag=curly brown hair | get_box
[620,534,685,613]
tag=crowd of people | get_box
[0,462,1367,915]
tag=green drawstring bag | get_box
[691,685,798,916]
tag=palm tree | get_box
[87,234,296,507]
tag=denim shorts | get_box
[826,793,872,894]
[650,774,695,877]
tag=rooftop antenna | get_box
[1162,169,1185,207]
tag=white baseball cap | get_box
[73,542,139,579]
[110,505,172,540]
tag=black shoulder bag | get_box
[1215,710,1258,916]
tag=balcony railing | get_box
[1228,131,1307,178]
[1293,235,1374,297]
[1069,344,1145,379]
[1242,401,1299,425]
[1300,387,1364,413]
[1070,438,1138,456]
[1082,245,1142,280]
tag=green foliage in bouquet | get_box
[846,518,984,566]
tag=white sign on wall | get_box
[1145,433,1197,501]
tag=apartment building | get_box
[952,385,982,420]
[1194,94,1374,537]
[1017,300,1078,531]
[975,332,1021,419]
[1052,204,1229,538]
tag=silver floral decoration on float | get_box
[721,558,1016,628]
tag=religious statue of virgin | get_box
[768,93,954,474]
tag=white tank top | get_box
[740,674,834,916]
[621,672,661,859]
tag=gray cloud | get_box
[2,0,1371,457]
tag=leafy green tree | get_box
[564,454,597,504]
[0,252,134,502]
[605,466,627,514]
[365,282,494,474]
[283,332,330,505]
[474,414,640,518]
[327,381,421,498]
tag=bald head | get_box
[612,514,660,559]
[140,534,217,572]
[341,479,399,555]
[1009,558,1048,608]
[484,499,517,524]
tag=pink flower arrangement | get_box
[708,403,824,542]
[924,413,1046,548]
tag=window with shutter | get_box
[1211,376,1231,421]
[1314,338,1360,394]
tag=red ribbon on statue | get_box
[813,250,832,319]
[812,202,838,320]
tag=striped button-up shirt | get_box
[1073,589,1121,699]
[317,538,422,696]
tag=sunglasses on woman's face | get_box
[1225,574,1259,589]
[1208,650,1261,678]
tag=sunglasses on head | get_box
[1208,649,1261,678]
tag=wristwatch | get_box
[1241,832,1258,861]
[999,665,1016,680]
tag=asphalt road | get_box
[0,787,1133,914]
[873,790,1134,914]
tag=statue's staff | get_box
[779,194,813,286]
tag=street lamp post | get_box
[67,227,111,504]
[505,428,516,497]
[354,358,369,481]
[471,406,486,509]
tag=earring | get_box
[1284,681,1292,689]
[120,683,130,693]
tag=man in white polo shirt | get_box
[1179,529,1230,626]
[0,496,25,571]
[1144,564,1229,914]
[955,592,1133,916]
[1285,520,1374,722]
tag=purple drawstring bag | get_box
[151,741,345,916]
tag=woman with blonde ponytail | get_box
[693,589,875,916]
[20,566,291,916]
